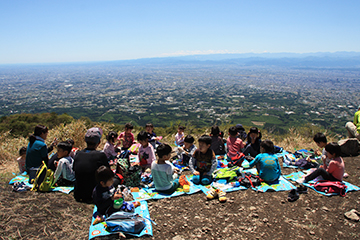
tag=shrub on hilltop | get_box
[0,112,74,137]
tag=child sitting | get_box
[145,123,161,149]
[92,166,123,217]
[243,127,262,158]
[226,126,245,160]
[175,125,185,147]
[313,132,328,165]
[248,140,281,184]
[210,125,226,155]
[137,131,156,171]
[103,131,121,164]
[53,141,76,186]
[17,147,27,174]
[118,123,135,150]
[151,144,180,194]
[236,124,247,141]
[189,135,217,185]
[299,142,345,183]
[177,135,197,166]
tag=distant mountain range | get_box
[106,51,360,68]
[2,51,360,68]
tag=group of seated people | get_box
[18,122,346,219]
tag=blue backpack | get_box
[105,211,146,234]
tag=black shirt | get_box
[73,148,109,203]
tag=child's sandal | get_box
[218,190,227,203]
[206,187,218,200]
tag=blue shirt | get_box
[25,137,48,169]
[248,153,281,182]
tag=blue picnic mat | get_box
[9,173,74,194]
[197,168,295,196]
[89,200,152,239]
[283,171,360,196]
[132,176,201,201]
[243,168,296,192]
[197,180,247,197]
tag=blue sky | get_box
[0,0,359,64]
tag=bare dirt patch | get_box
[1,157,360,240]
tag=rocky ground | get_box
[1,156,360,240]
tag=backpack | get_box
[227,152,245,168]
[213,166,242,182]
[295,158,319,169]
[123,165,142,187]
[239,172,262,188]
[312,180,347,197]
[31,161,55,192]
[116,158,130,176]
[105,211,146,234]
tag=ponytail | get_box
[29,125,48,144]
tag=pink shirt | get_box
[118,132,135,149]
[226,136,244,158]
[103,141,118,159]
[175,132,185,146]
[327,157,345,181]
[138,143,156,167]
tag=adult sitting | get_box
[73,127,109,203]
[26,125,56,182]
[345,105,360,140]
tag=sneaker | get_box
[218,189,227,203]
[288,189,299,202]
[206,187,218,200]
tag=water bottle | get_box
[113,197,124,209]
[230,181,240,187]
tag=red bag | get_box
[228,152,245,167]
[312,180,347,197]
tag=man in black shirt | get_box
[73,127,109,203]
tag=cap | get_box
[85,127,103,144]
[235,124,245,132]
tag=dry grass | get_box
[268,127,338,152]
[0,131,27,167]
[0,120,338,169]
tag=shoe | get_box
[288,189,299,202]
[218,189,227,203]
[296,186,308,194]
[206,187,218,200]
[343,172,349,178]
[13,182,28,192]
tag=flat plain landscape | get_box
[0,59,359,136]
